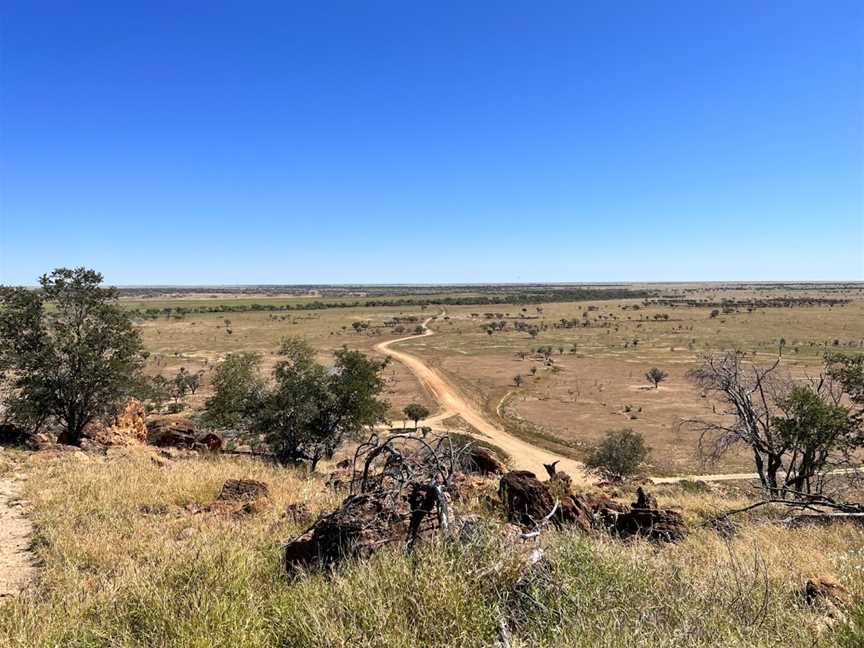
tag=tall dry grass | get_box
[0,449,862,647]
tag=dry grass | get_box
[1,449,863,647]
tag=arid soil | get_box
[0,472,35,599]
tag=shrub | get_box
[585,428,650,478]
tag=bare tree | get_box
[687,351,860,496]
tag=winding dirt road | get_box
[375,313,841,487]
[375,315,588,483]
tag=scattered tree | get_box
[0,268,145,445]
[585,428,650,479]
[403,403,430,429]
[201,352,265,430]
[645,367,668,389]
[253,338,390,470]
[687,351,862,495]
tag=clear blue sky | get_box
[1,1,862,285]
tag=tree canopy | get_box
[203,338,390,470]
[0,268,145,445]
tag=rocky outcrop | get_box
[84,399,148,446]
[498,472,686,542]
[283,485,449,572]
[146,418,222,451]
[284,492,411,571]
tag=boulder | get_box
[283,485,449,572]
[499,471,557,527]
[465,446,507,475]
[198,432,224,452]
[498,470,593,531]
[284,492,411,571]
[146,418,198,448]
[498,472,684,541]
[804,577,850,607]
[217,479,269,501]
[0,422,28,446]
[79,438,107,455]
[609,488,686,542]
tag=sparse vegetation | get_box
[645,367,668,389]
[584,428,650,479]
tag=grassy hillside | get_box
[1,448,862,647]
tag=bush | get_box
[585,428,650,478]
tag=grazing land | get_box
[1,280,863,647]
[127,283,864,475]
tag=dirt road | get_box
[375,315,589,483]
[0,472,35,599]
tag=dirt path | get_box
[0,472,35,599]
[375,315,589,483]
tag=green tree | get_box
[0,268,145,445]
[773,385,856,494]
[140,375,172,413]
[403,403,430,428]
[201,352,265,430]
[645,367,668,389]
[254,338,390,470]
[585,428,650,479]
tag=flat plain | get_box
[128,283,864,476]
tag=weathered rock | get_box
[499,471,557,527]
[283,492,411,570]
[465,446,507,475]
[283,486,448,571]
[85,399,148,445]
[217,479,269,501]
[498,472,685,541]
[198,432,223,452]
[146,418,198,448]
[449,472,494,503]
[79,438,107,455]
[0,422,28,446]
[335,458,352,470]
[804,576,850,607]
[609,488,686,542]
[633,486,658,510]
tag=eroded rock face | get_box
[146,419,224,452]
[498,470,594,531]
[499,471,557,527]
[146,418,198,448]
[84,399,148,446]
[283,485,450,572]
[608,486,686,542]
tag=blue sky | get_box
[1,1,862,285]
